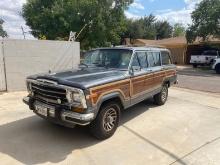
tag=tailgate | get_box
[190,56,206,63]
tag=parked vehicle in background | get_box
[190,50,219,68]
[23,46,177,140]
[212,58,220,74]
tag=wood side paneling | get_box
[89,69,176,105]
[90,80,130,105]
[131,73,154,96]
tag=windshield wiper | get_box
[92,63,106,67]
[79,63,89,68]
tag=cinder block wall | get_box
[1,39,80,91]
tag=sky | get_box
[126,0,202,26]
[0,0,202,39]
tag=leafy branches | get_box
[186,0,220,43]
[23,0,133,49]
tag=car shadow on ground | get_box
[0,100,186,165]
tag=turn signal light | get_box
[72,107,84,113]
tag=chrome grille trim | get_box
[28,79,67,104]
[32,84,66,95]
[35,95,61,104]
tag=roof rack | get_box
[144,44,166,48]
[115,44,166,49]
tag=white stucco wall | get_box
[1,39,80,91]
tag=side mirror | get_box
[130,66,141,75]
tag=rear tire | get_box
[89,101,121,140]
[193,64,198,68]
[215,64,220,74]
[154,84,168,106]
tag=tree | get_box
[0,19,8,38]
[186,0,220,43]
[142,15,157,39]
[22,0,133,49]
[125,15,157,39]
[173,23,185,37]
[124,19,145,39]
[154,21,173,40]
[124,15,173,40]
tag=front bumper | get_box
[212,63,217,70]
[23,96,94,126]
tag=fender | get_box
[96,91,127,112]
[163,75,177,87]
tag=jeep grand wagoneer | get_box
[23,46,177,139]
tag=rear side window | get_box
[147,52,161,67]
[161,51,172,65]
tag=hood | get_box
[28,68,129,89]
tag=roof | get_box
[133,36,220,48]
[135,36,187,48]
[94,46,169,52]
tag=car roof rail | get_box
[144,44,166,48]
[115,44,166,49]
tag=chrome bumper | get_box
[23,96,30,105]
[23,96,94,126]
[61,111,94,125]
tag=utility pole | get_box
[75,20,93,41]
[68,31,76,41]
[21,26,26,39]
[1,40,7,91]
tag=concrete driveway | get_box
[0,88,220,165]
[177,66,220,93]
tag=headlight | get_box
[66,88,87,108]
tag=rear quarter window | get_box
[161,51,172,65]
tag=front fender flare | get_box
[96,91,126,112]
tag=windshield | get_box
[82,49,133,69]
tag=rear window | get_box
[202,50,218,56]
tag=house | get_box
[124,36,220,65]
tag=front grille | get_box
[31,83,67,104]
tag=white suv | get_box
[212,58,220,74]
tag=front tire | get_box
[215,64,220,74]
[89,102,121,140]
[154,84,168,106]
